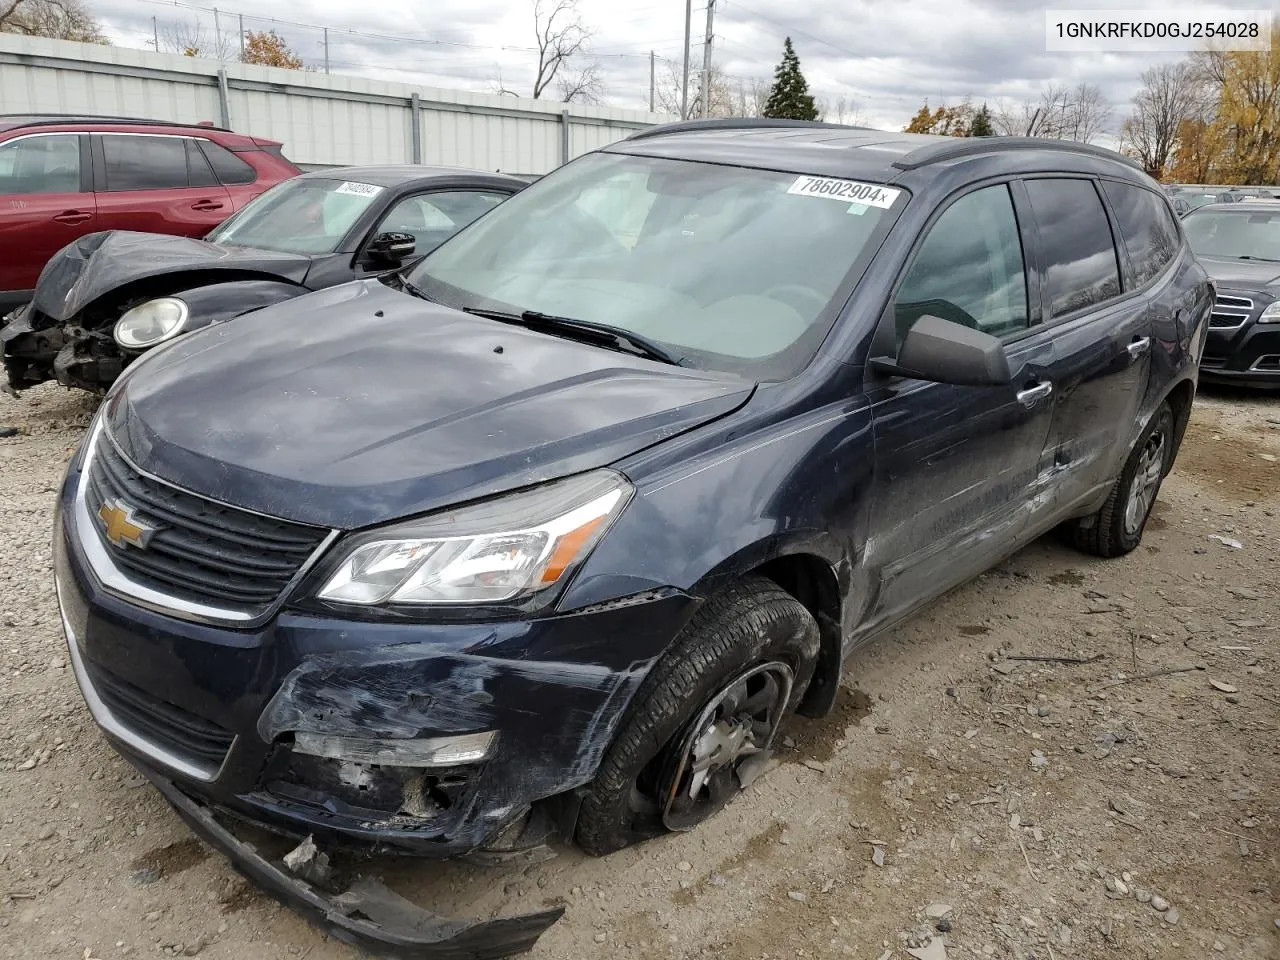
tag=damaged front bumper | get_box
[1,301,124,392]
[145,767,566,959]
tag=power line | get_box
[133,0,662,60]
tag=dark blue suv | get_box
[54,120,1212,958]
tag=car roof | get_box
[609,118,1144,183]
[0,114,234,135]
[1188,200,1280,213]
[296,165,528,189]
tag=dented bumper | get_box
[54,488,697,858]
[146,769,566,959]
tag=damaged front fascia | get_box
[254,625,682,846]
[148,771,565,960]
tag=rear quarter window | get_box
[1100,180,1181,289]
[198,140,258,185]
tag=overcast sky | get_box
[89,0,1262,131]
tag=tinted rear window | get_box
[1100,180,1181,289]
[198,140,257,185]
[101,135,188,191]
[1025,178,1122,318]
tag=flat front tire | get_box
[575,575,820,857]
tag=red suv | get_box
[0,115,300,312]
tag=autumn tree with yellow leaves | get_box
[1124,26,1280,184]
[241,30,304,70]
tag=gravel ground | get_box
[0,384,1277,960]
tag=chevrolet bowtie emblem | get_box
[97,498,155,549]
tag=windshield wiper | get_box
[395,272,437,301]
[462,307,685,366]
[1236,255,1280,262]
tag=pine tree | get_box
[763,38,818,121]
[968,103,995,137]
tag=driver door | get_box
[861,182,1058,633]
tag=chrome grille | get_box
[84,434,329,616]
[1210,294,1254,329]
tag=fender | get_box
[173,279,309,335]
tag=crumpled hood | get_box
[105,280,754,529]
[32,231,312,323]
[1199,255,1280,290]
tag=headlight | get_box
[317,470,632,607]
[113,298,189,348]
[1259,301,1280,323]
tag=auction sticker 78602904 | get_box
[787,176,902,209]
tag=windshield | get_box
[406,152,903,378]
[1183,208,1280,261]
[207,177,385,254]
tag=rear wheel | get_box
[575,576,819,856]
[1068,402,1174,558]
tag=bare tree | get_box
[159,16,237,60]
[1063,82,1112,142]
[489,69,520,97]
[1121,62,1208,178]
[727,77,771,118]
[531,0,591,99]
[1,0,105,41]
[819,93,860,125]
[556,61,603,104]
[654,59,766,118]
[994,82,1112,142]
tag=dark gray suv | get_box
[56,120,1213,959]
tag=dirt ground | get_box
[1,383,1277,960]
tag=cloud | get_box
[86,0,1253,129]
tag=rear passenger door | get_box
[92,134,233,237]
[1019,177,1152,518]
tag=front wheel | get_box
[1068,402,1174,558]
[575,576,820,857]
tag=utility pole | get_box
[238,14,244,59]
[213,7,222,58]
[699,0,716,119]
[323,28,330,74]
[151,16,159,51]
[649,50,655,113]
[680,0,691,120]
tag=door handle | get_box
[1016,381,1053,407]
[52,210,92,225]
[1127,336,1151,359]
[191,200,224,212]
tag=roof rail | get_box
[626,117,873,141]
[892,136,1142,171]
[0,114,232,133]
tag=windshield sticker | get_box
[847,203,870,215]
[787,176,900,208]
[335,181,383,198]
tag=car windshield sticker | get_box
[787,176,901,209]
[847,203,870,216]
[335,181,383,198]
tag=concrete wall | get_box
[0,35,670,175]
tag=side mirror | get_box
[364,231,416,267]
[870,314,1012,386]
